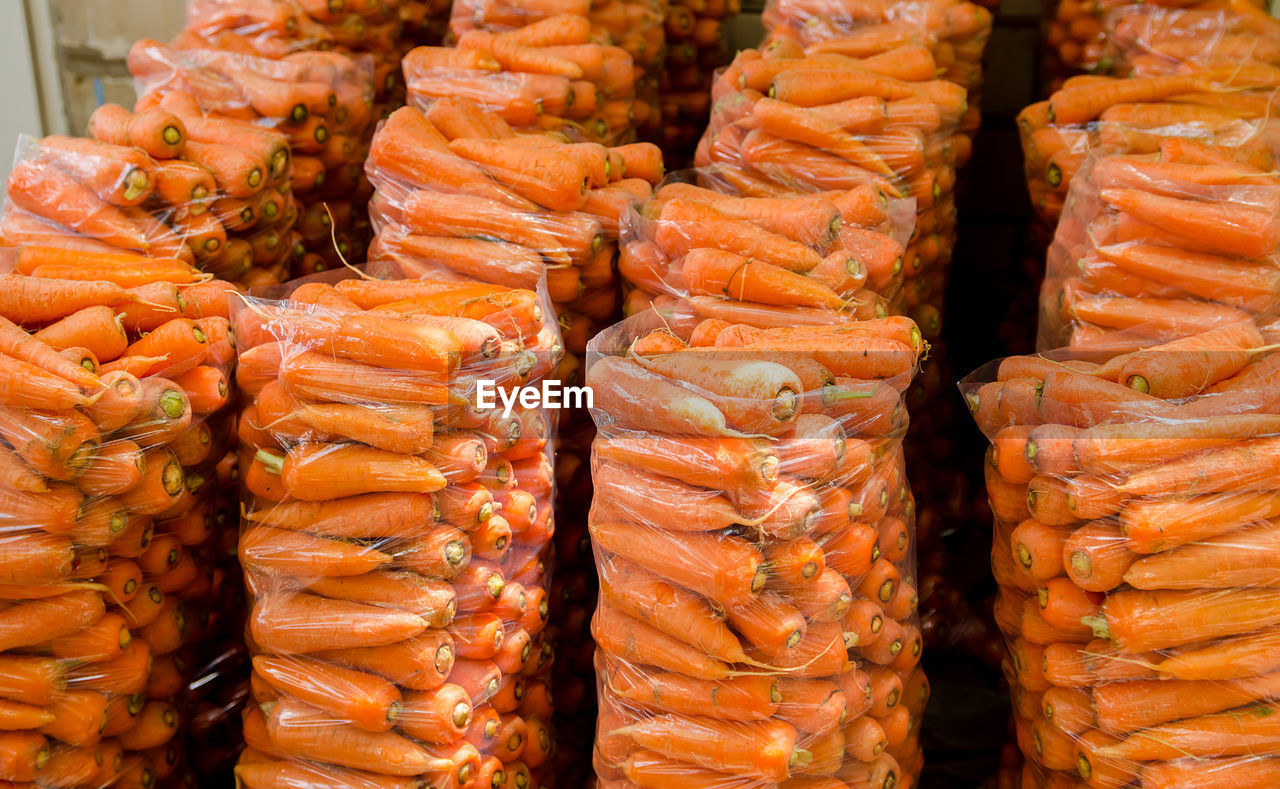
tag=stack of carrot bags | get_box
[129,32,377,276]
[0,117,290,289]
[231,272,562,789]
[587,0,666,144]
[407,8,641,146]
[587,311,929,788]
[659,0,739,164]
[0,165,240,787]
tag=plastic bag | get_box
[231,265,562,789]
[0,126,292,289]
[1037,145,1280,351]
[1106,2,1280,78]
[660,0,739,165]
[617,170,917,326]
[1018,74,1279,226]
[587,310,927,787]
[760,0,991,138]
[962,319,1280,789]
[0,168,239,786]
[129,38,377,277]
[412,14,639,146]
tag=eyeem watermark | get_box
[475,380,593,417]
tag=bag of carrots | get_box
[1105,2,1280,78]
[128,37,377,277]
[587,310,927,787]
[230,264,562,789]
[184,0,418,110]
[660,0,740,165]
[760,0,992,139]
[616,170,917,327]
[408,13,640,145]
[0,237,240,786]
[962,315,1280,789]
[1018,71,1280,226]
[1037,143,1280,350]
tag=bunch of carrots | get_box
[587,312,928,788]
[231,272,561,789]
[0,245,239,787]
[408,13,640,145]
[617,177,915,325]
[965,316,1280,789]
[1039,0,1266,89]
[1037,143,1280,350]
[659,0,740,164]
[1108,2,1280,79]
[184,0,418,111]
[0,121,289,289]
[760,0,992,141]
[129,37,377,275]
[1020,23,1280,225]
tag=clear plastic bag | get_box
[231,265,562,789]
[962,319,1280,789]
[1037,145,1280,351]
[1106,2,1280,78]
[588,310,927,788]
[0,190,239,786]
[410,14,640,146]
[617,169,917,326]
[129,37,377,277]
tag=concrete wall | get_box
[42,0,185,135]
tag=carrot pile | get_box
[587,312,928,788]
[760,0,992,142]
[587,0,666,143]
[423,8,642,145]
[1040,0,1267,89]
[967,317,1280,789]
[231,272,562,789]
[128,36,377,277]
[659,0,740,165]
[0,238,240,786]
[1108,2,1280,78]
[617,177,916,324]
[1019,64,1280,227]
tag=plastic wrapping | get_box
[231,267,562,789]
[760,0,991,139]
[416,12,640,146]
[129,38,376,276]
[1040,0,1267,88]
[660,0,739,165]
[963,320,1280,789]
[587,310,927,788]
[0,198,238,786]
[1037,146,1280,351]
[1106,2,1280,78]
[617,171,917,325]
[1017,72,1280,227]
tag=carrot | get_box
[235,761,427,789]
[587,356,735,437]
[240,525,392,579]
[1096,703,1280,761]
[592,603,733,681]
[262,444,446,500]
[592,520,765,607]
[1062,520,1136,593]
[245,493,438,540]
[1122,490,1280,553]
[682,248,846,310]
[1094,588,1280,652]
[397,684,473,746]
[253,656,401,734]
[0,732,49,781]
[617,714,805,782]
[656,199,822,272]
[264,698,449,778]
[314,633,454,692]
[249,593,427,654]
[1048,75,1208,123]
[1141,756,1280,789]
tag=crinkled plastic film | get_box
[1038,146,1280,351]
[617,169,917,327]
[0,169,239,787]
[1017,73,1280,227]
[760,0,991,138]
[588,310,928,788]
[231,265,563,789]
[1106,3,1280,77]
[0,128,292,289]
[963,317,1280,789]
[409,15,641,146]
[129,38,377,278]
